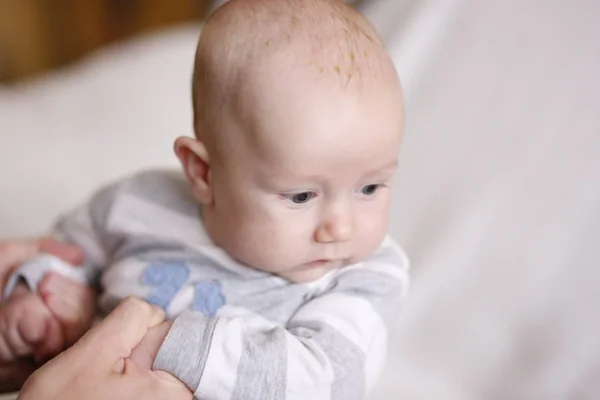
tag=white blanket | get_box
[1,1,599,398]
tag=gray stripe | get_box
[329,268,404,324]
[126,169,201,218]
[289,321,366,400]
[231,327,287,400]
[153,311,217,391]
[54,180,121,268]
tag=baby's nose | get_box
[315,212,354,243]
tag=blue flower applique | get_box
[192,280,226,316]
[140,262,190,311]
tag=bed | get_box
[1,1,600,398]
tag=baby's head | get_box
[176,0,404,283]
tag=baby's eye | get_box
[360,184,381,196]
[284,191,317,204]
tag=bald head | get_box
[178,1,404,272]
[191,0,399,146]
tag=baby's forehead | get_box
[245,122,402,185]
[235,81,402,164]
[194,0,402,155]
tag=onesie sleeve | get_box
[3,180,122,298]
[51,181,121,271]
[153,238,410,400]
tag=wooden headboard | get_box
[0,0,208,83]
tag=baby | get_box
[2,0,409,398]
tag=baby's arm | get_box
[3,181,120,302]
[1,183,119,358]
[144,240,409,400]
[0,271,95,363]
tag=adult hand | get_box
[0,237,85,393]
[19,297,192,400]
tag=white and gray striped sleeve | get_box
[50,181,121,271]
[2,181,122,299]
[153,239,409,400]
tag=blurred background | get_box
[1,1,600,399]
[0,0,207,83]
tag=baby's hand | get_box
[38,272,97,351]
[0,272,96,364]
[0,282,63,363]
[129,320,172,369]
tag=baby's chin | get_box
[277,269,329,283]
[275,260,345,283]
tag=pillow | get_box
[0,24,201,239]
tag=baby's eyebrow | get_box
[368,160,398,173]
[382,160,399,169]
[279,172,327,184]
[258,168,326,186]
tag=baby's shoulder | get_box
[116,168,188,196]
[101,169,195,213]
[80,168,200,235]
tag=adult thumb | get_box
[66,297,165,371]
[38,238,85,266]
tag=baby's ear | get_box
[174,137,213,204]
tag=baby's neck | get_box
[199,206,221,248]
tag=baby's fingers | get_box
[0,331,19,362]
[40,273,96,344]
[0,320,35,361]
[32,317,64,364]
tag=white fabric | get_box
[1,1,600,398]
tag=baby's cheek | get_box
[355,214,388,256]
[265,221,306,255]
[243,233,282,270]
[218,224,269,269]
[224,203,311,271]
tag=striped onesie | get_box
[13,170,409,400]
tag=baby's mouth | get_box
[307,259,330,267]
[302,259,345,269]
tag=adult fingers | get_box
[129,321,172,370]
[68,297,164,371]
[123,359,193,400]
[13,297,55,359]
[39,272,96,346]
[38,238,85,266]
[153,369,192,388]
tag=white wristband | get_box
[2,254,93,301]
